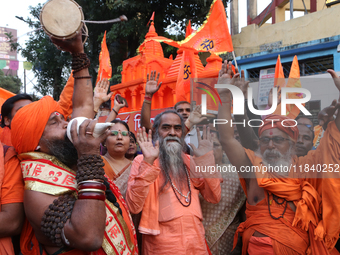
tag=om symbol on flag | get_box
[199,39,214,51]
[184,64,191,80]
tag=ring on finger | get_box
[85,131,93,135]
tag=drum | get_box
[40,0,86,40]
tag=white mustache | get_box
[164,136,181,143]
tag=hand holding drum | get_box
[40,0,128,52]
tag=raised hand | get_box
[137,127,159,165]
[186,105,207,129]
[328,69,340,97]
[113,95,127,111]
[50,31,83,54]
[94,79,113,105]
[189,125,213,157]
[318,99,340,129]
[145,71,162,97]
[216,60,239,96]
[234,70,249,98]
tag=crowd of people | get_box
[0,25,340,255]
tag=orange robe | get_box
[18,152,138,255]
[126,152,221,255]
[0,127,12,146]
[237,121,340,254]
[0,145,24,255]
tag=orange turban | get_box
[11,96,64,154]
[258,114,299,141]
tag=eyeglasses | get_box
[259,136,290,145]
[111,130,129,136]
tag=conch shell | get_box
[66,117,113,143]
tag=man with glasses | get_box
[216,63,340,254]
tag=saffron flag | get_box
[271,55,285,115]
[272,55,303,118]
[138,0,233,55]
[147,12,155,27]
[274,55,285,88]
[176,50,197,102]
[96,31,112,85]
[285,55,303,119]
[186,20,194,37]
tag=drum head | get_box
[40,0,84,38]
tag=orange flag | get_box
[271,55,285,115]
[176,50,197,102]
[96,31,112,85]
[272,55,303,118]
[274,55,285,88]
[186,20,194,37]
[138,0,233,54]
[286,55,303,119]
[147,12,155,27]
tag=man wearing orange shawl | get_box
[126,110,222,254]
[10,33,137,255]
[216,68,340,254]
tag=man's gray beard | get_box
[256,144,295,177]
[158,136,187,191]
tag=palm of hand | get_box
[145,80,159,95]
[189,110,202,124]
[194,139,213,157]
[94,87,110,102]
[140,140,159,159]
[234,79,249,95]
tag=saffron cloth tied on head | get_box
[11,96,64,154]
[259,114,299,142]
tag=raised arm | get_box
[126,128,160,214]
[327,69,340,131]
[51,32,93,119]
[216,61,252,172]
[140,71,162,132]
[105,95,126,122]
[233,70,259,151]
[189,126,221,204]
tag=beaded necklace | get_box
[165,165,191,207]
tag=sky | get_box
[0,0,284,96]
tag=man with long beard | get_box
[126,110,222,254]
[216,63,340,254]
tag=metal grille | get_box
[247,55,334,82]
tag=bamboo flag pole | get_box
[232,51,238,70]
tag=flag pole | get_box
[232,51,238,70]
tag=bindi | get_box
[269,131,273,135]
[55,112,60,116]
